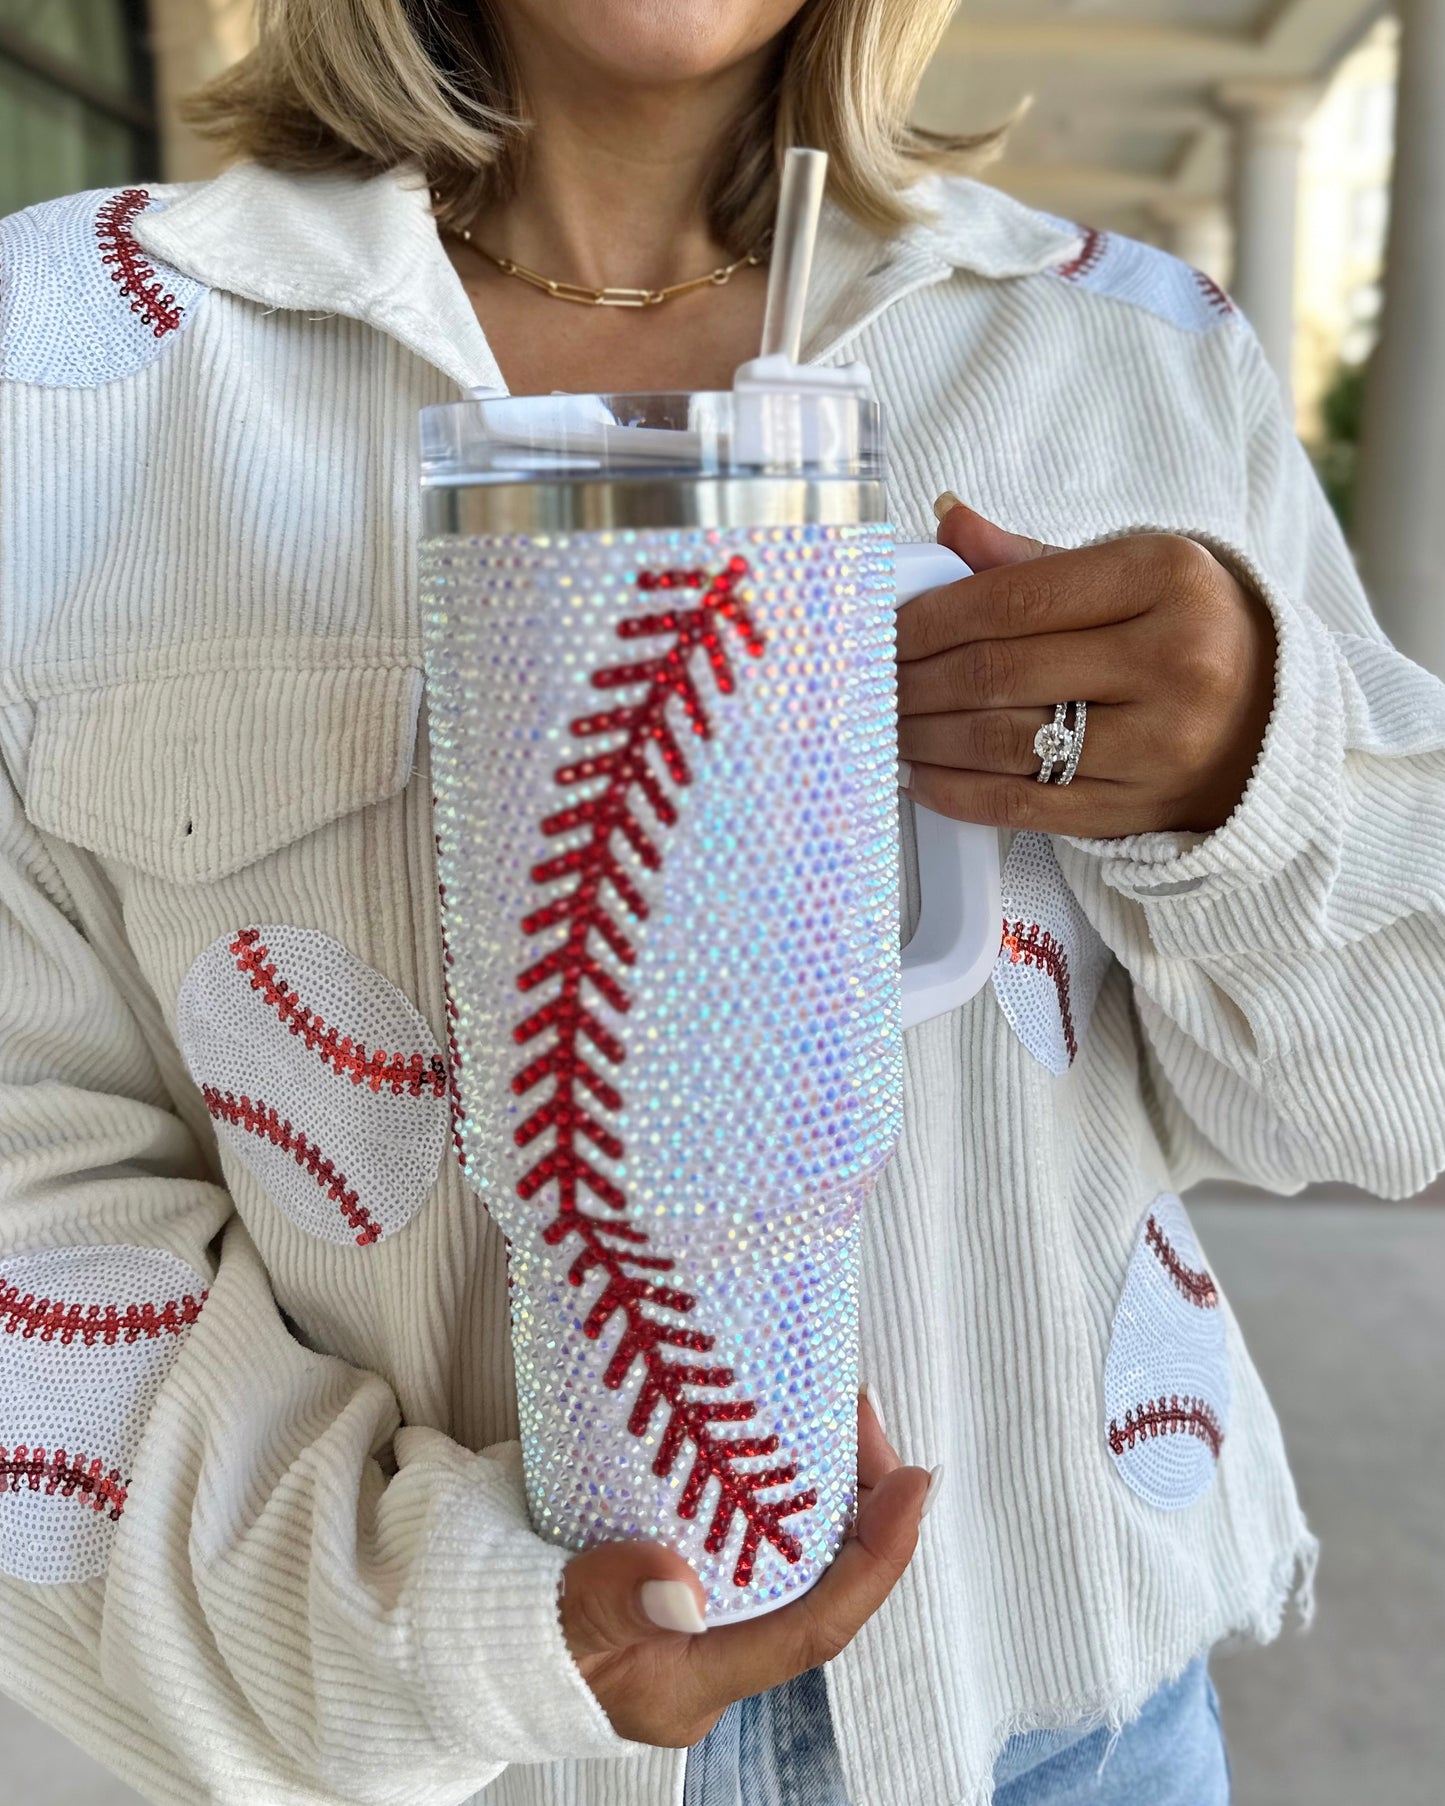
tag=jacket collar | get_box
[134,162,1082,391]
[135,163,503,392]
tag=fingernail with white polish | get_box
[641,1579,708,1635]
[921,1463,946,1520]
[860,1381,888,1440]
[933,490,963,523]
[897,760,913,791]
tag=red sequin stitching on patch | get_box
[1192,268,1236,316]
[202,1087,383,1246]
[506,557,816,1588]
[1108,1396,1224,1461]
[1001,919,1077,1063]
[0,1279,205,1346]
[229,929,449,1100]
[1145,1214,1220,1309]
[0,1445,128,1519]
[1056,227,1107,283]
[94,189,183,338]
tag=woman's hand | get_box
[896,498,1278,838]
[558,1393,932,1747]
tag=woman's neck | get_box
[468,23,771,289]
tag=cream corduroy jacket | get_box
[2,164,1444,1806]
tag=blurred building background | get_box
[1,6,1443,1805]
[922,4,1402,432]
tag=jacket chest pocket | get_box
[24,664,423,885]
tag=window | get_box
[0,0,157,217]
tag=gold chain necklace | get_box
[446,224,766,308]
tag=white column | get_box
[1149,198,1233,289]
[1356,0,1445,677]
[1219,82,1318,397]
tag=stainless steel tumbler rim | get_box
[421,477,888,537]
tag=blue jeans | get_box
[682,1657,1230,1805]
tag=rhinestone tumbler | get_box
[421,392,994,1619]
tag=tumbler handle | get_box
[894,542,1002,1030]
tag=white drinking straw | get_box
[758,148,829,365]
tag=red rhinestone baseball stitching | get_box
[506,557,817,1588]
[0,1445,128,1519]
[228,929,450,1100]
[201,1087,383,1246]
[1108,1396,1224,1462]
[1145,1214,1220,1309]
[94,189,183,338]
[0,1280,206,1346]
[1001,919,1077,1063]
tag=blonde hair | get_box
[186,0,1001,250]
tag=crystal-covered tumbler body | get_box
[421,395,904,1618]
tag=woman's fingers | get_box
[898,519,1273,835]
[688,1462,932,1712]
[895,540,1157,663]
[933,496,1060,573]
[905,765,1176,837]
[560,1541,710,1663]
[896,623,1138,715]
[898,704,1132,780]
[857,1386,901,1490]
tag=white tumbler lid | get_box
[419,390,885,488]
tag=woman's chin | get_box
[509,0,801,90]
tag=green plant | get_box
[1312,360,1369,540]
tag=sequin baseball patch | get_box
[993,832,1109,1073]
[1046,221,1238,334]
[177,926,449,1247]
[0,1245,207,1583]
[0,187,206,387]
[1104,1194,1230,1511]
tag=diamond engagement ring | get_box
[1034,701,1088,785]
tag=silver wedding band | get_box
[1034,701,1088,785]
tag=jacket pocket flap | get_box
[26,666,423,884]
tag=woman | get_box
[1,0,1442,1802]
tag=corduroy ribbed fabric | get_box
[2,163,1443,1806]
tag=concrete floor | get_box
[1194,1191,1445,1806]
[2,1190,1441,1805]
